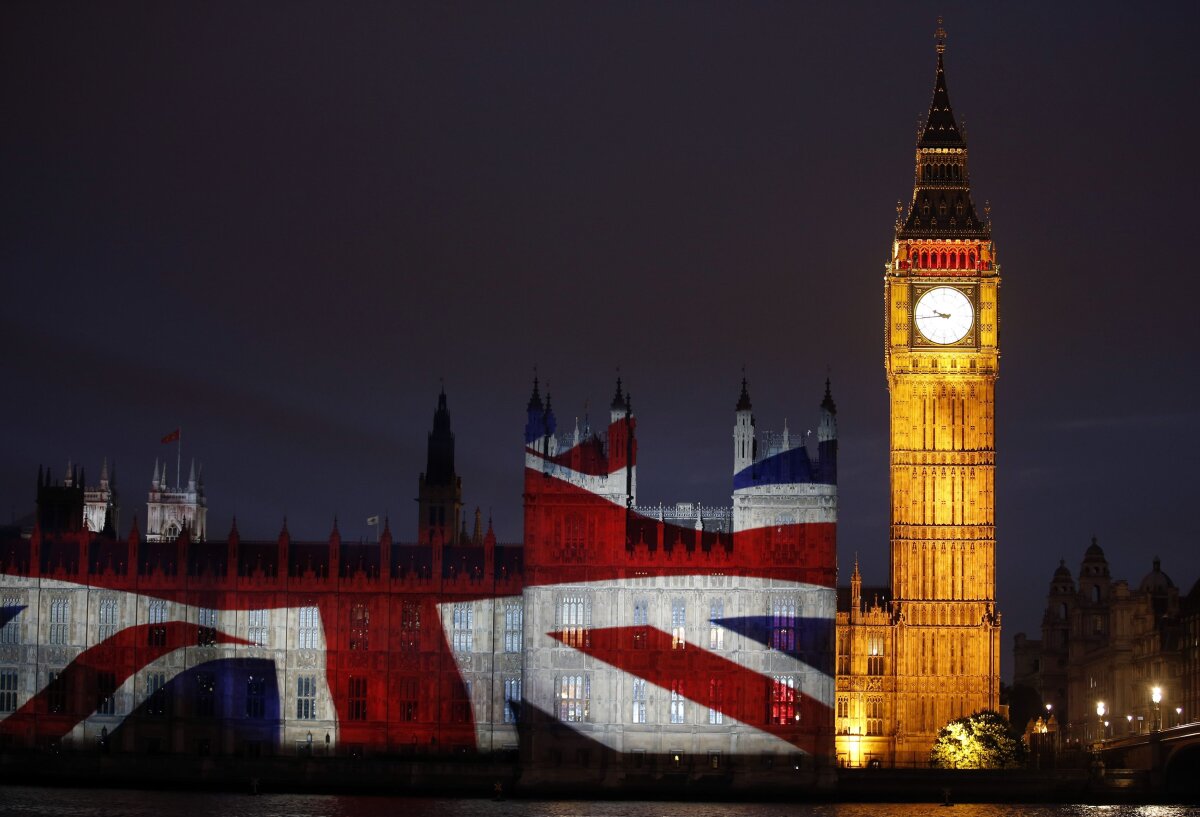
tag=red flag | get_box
[160,429,180,444]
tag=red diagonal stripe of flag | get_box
[548,625,829,751]
[0,621,249,741]
[161,429,180,444]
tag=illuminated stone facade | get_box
[836,23,1002,767]
[145,458,207,544]
[1014,541,1195,745]
[83,459,117,535]
[2,382,838,788]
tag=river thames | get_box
[0,790,1198,817]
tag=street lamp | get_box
[1126,714,1133,734]
[1097,702,1106,742]
[1151,686,1163,731]
[1176,706,1183,727]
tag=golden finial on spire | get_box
[935,16,947,55]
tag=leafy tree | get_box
[930,709,1026,769]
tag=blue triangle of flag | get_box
[711,615,834,675]
[0,604,25,630]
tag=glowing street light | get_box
[1097,701,1106,742]
[1176,706,1183,727]
[1151,686,1163,731]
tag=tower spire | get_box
[897,17,987,242]
[736,377,752,412]
[921,17,962,149]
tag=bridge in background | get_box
[1096,721,1200,797]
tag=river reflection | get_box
[1,790,1198,817]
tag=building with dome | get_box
[1013,538,1195,746]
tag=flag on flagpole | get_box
[366,515,380,526]
[161,429,180,444]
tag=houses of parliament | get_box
[1,26,1004,772]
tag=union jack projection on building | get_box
[0,378,837,778]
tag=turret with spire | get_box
[818,379,838,483]
[417,386,463,547]
[733,377,755,475]
[524,375,546,444]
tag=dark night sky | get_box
[3,2,1199,667]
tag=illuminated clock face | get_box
[914,286,974,344]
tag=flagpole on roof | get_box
[177,428,182,491]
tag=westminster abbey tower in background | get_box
[836,22,1003,767]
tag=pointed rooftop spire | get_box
[100,457,109,486]
[151,459,160,488]
[736,377,752,412]
[897,17,987,241]
[821,378,837,415]
[527,375,543,412]
[919,17,964,149]
[610,376,627,411]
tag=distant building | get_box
[145,457,206,543]
[83,459,118,535]
[1013,538,1197,746]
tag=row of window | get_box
[0,599,434,652]
[0,667,348,722]
[7,593,817,658]
[835,695,885,735]
[559,674,799,726]
[911,248,977,270]
[560,596,801,652]
[2,597,532,659]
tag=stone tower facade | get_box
[145,457,207,543]
[836,22,1002,767]
[83,458,118,534]
[885,21,1002,763]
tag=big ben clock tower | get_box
[885,21,1001,763]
